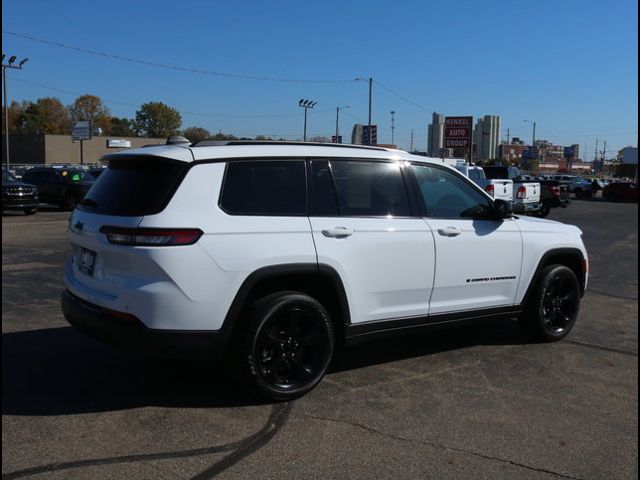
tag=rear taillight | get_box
[583,258,589,273]
[99,226,203,246]
[516,186,527,199]
[548,185,560,196]
[485,184,495,197]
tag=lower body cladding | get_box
[61,289,230,359]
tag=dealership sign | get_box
[444,116,472,148]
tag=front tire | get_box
[235,292,335,401]
[520,265,581,342]
[574,188,583,199]
[534,205,550,218]
[23,207,38,215]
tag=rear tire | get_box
[574,188,583,199]
[233,291,335,401]
[535,205,550,218]
[519,265,580,342]
[61,194,78,211]
[23,207,38,215]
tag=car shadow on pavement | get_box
[332,317,530,372]
[2,326,264,416]
[3,318,530,416]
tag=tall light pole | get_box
[390,111,396,145]
[355,77,373,144]
[523,120,537,170]
[335,105,350,143]
[2,54,28,168]
[298,99,316,142]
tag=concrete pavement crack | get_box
[301,413,585,480]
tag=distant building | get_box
[351,124,377,145]
[473,115,501,160]
[351,124,364,145]
[427,112,446,157]
[1,133,166,165]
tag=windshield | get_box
[60,170,94,182]
[2,170,17,183]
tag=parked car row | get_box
[2,166,97,214]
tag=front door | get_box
[410,163,523,314]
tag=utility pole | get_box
[368,78,373,144]
[506,128,510,144]
[390,111,395,145]
[355,77,374,145]
[594,139,598,170]
[410,129,414,152]
[2,54,28,168]
[602,140,607,175]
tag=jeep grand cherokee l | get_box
[62,141,588,400]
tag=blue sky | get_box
[2,0,638,158]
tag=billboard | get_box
[444,116,472,148]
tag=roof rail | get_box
[191,140,390,151]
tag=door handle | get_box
[322,226,354,238]
[437,226,462,237]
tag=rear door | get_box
[308,158,435,324]
[410,163,522,314]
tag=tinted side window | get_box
[330,160,411,217]
[309,160,338,216]
[412,164,493,219]
[220,160,307,216]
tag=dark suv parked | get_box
[2,169,39,215]
[21,167,95,210]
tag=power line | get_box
[373,80,433,113]
[8,76,336,118]
[3,30,355,84]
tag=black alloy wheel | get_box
[238,292,335,401]
[520,265,581,342]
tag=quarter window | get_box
[412,164,493,219]
[220,160,307,216]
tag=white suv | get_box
[62,141,588,400]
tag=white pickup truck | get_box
[482,166,541,214]
[455,164,513,203]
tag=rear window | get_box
[219,160,307,216]
[77,157,187,216]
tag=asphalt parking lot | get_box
[2,201,638,480]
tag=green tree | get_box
[110,117,136,137]
[134,102,182,138]
[69,94,111,134]
[209,132,238,141]
[182,126,211,143]
[11,98,70,134]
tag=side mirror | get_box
[493,199,513,219]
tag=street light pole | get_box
[523,120,537,170]
[298,99,317,142]
[2,55,28,168]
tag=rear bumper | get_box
[513,202,541,213]
[61,289,230,360]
